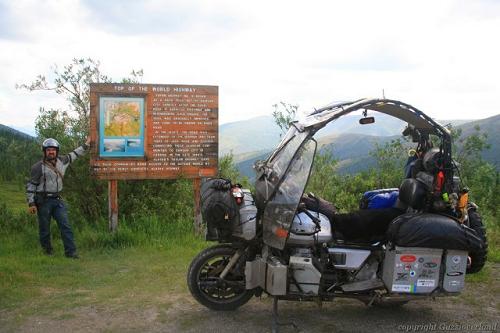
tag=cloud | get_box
[81,0,242,36]
[0,0,499,134]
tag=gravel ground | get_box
[2,264,499,333]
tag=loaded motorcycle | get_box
[187,98,488,329]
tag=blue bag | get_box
[360,188,399,209]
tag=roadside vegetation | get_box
[0,58,498,329]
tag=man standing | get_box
[26,137,91,258]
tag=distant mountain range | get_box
[2,112,498,181]
[0,124,35,140]
[220,114,500,180]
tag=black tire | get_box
[187,245,254,311]
[466,207,488,274]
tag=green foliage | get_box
[448,125,499,217]
[370,138,407,188]
[17,59,196,221]
[219,153,251,188]
[272,101,298,136]
[0,181,28,213]
[0,127,39,183]
[17,58,112,129]
[307,139,406,212]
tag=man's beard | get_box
[45,154,57,161]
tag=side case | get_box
[442,250,467,293]
[382,246,442,294]
[232,190,258,241]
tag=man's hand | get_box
[85,136,91,146]
[28,206,37,214]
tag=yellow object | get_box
[458,192,468,210]
[408,149,417,157]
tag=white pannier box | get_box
[442,250,468,293]
[383,247,442,294]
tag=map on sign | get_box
[104,101,141,136]
[99,96,145,157]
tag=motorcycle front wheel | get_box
[187,245,254,311]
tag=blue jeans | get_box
[36,198,77,256]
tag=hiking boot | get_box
[65,253,80,259]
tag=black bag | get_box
[387,213,484,252]
[201,178,239,241]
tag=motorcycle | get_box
[187,98,488,330]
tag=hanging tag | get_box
[224,213,229,220]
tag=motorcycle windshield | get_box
[254,126,308,211]
[261,139,316,249]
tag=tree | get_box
[448,125,497,216]
[370,139,407,188]
[272,101,298,136]
[219,153,251,188]
[17,58,146,221]
[17,58,113,137]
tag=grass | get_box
[0,179,212,329]
[484,215,500,263]
[0,179,499,331]
[0,235,208,320]
[0,180,27,213]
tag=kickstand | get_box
[272,296,298,333]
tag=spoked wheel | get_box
[187,245,254,311]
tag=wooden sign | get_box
[89,83,218,180]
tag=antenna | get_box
[382,89,386,99]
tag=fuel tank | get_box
[287,211,333,246]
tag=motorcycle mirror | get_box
[359,117,375,125]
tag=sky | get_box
[0,0,499,136]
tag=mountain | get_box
[0,124,34,140]
[229,114,500,180]
[233,133,400,180]
[219,116,281,156]
[315,113,406,138]
[318,133,400,174]
[454,114,500,168]
[219,113,411,157]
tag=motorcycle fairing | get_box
[254,126,309,211]
[260,139,316,249]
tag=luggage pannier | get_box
[382,246,469,294]
[201,178,239,241]
[387,213,484,252]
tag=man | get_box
[26,137,91,258]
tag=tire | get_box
[466,207,488,274]
[187,245,254,311]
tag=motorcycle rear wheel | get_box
[466,207,488,274]
[187,245,254,311]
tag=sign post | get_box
[108,180,118,232]
[193,178,202,235]
[89,83,218,232]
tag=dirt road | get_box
[3,265,499,333]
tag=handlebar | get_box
[297,204,322,231]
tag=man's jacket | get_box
[26,144,88,206]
